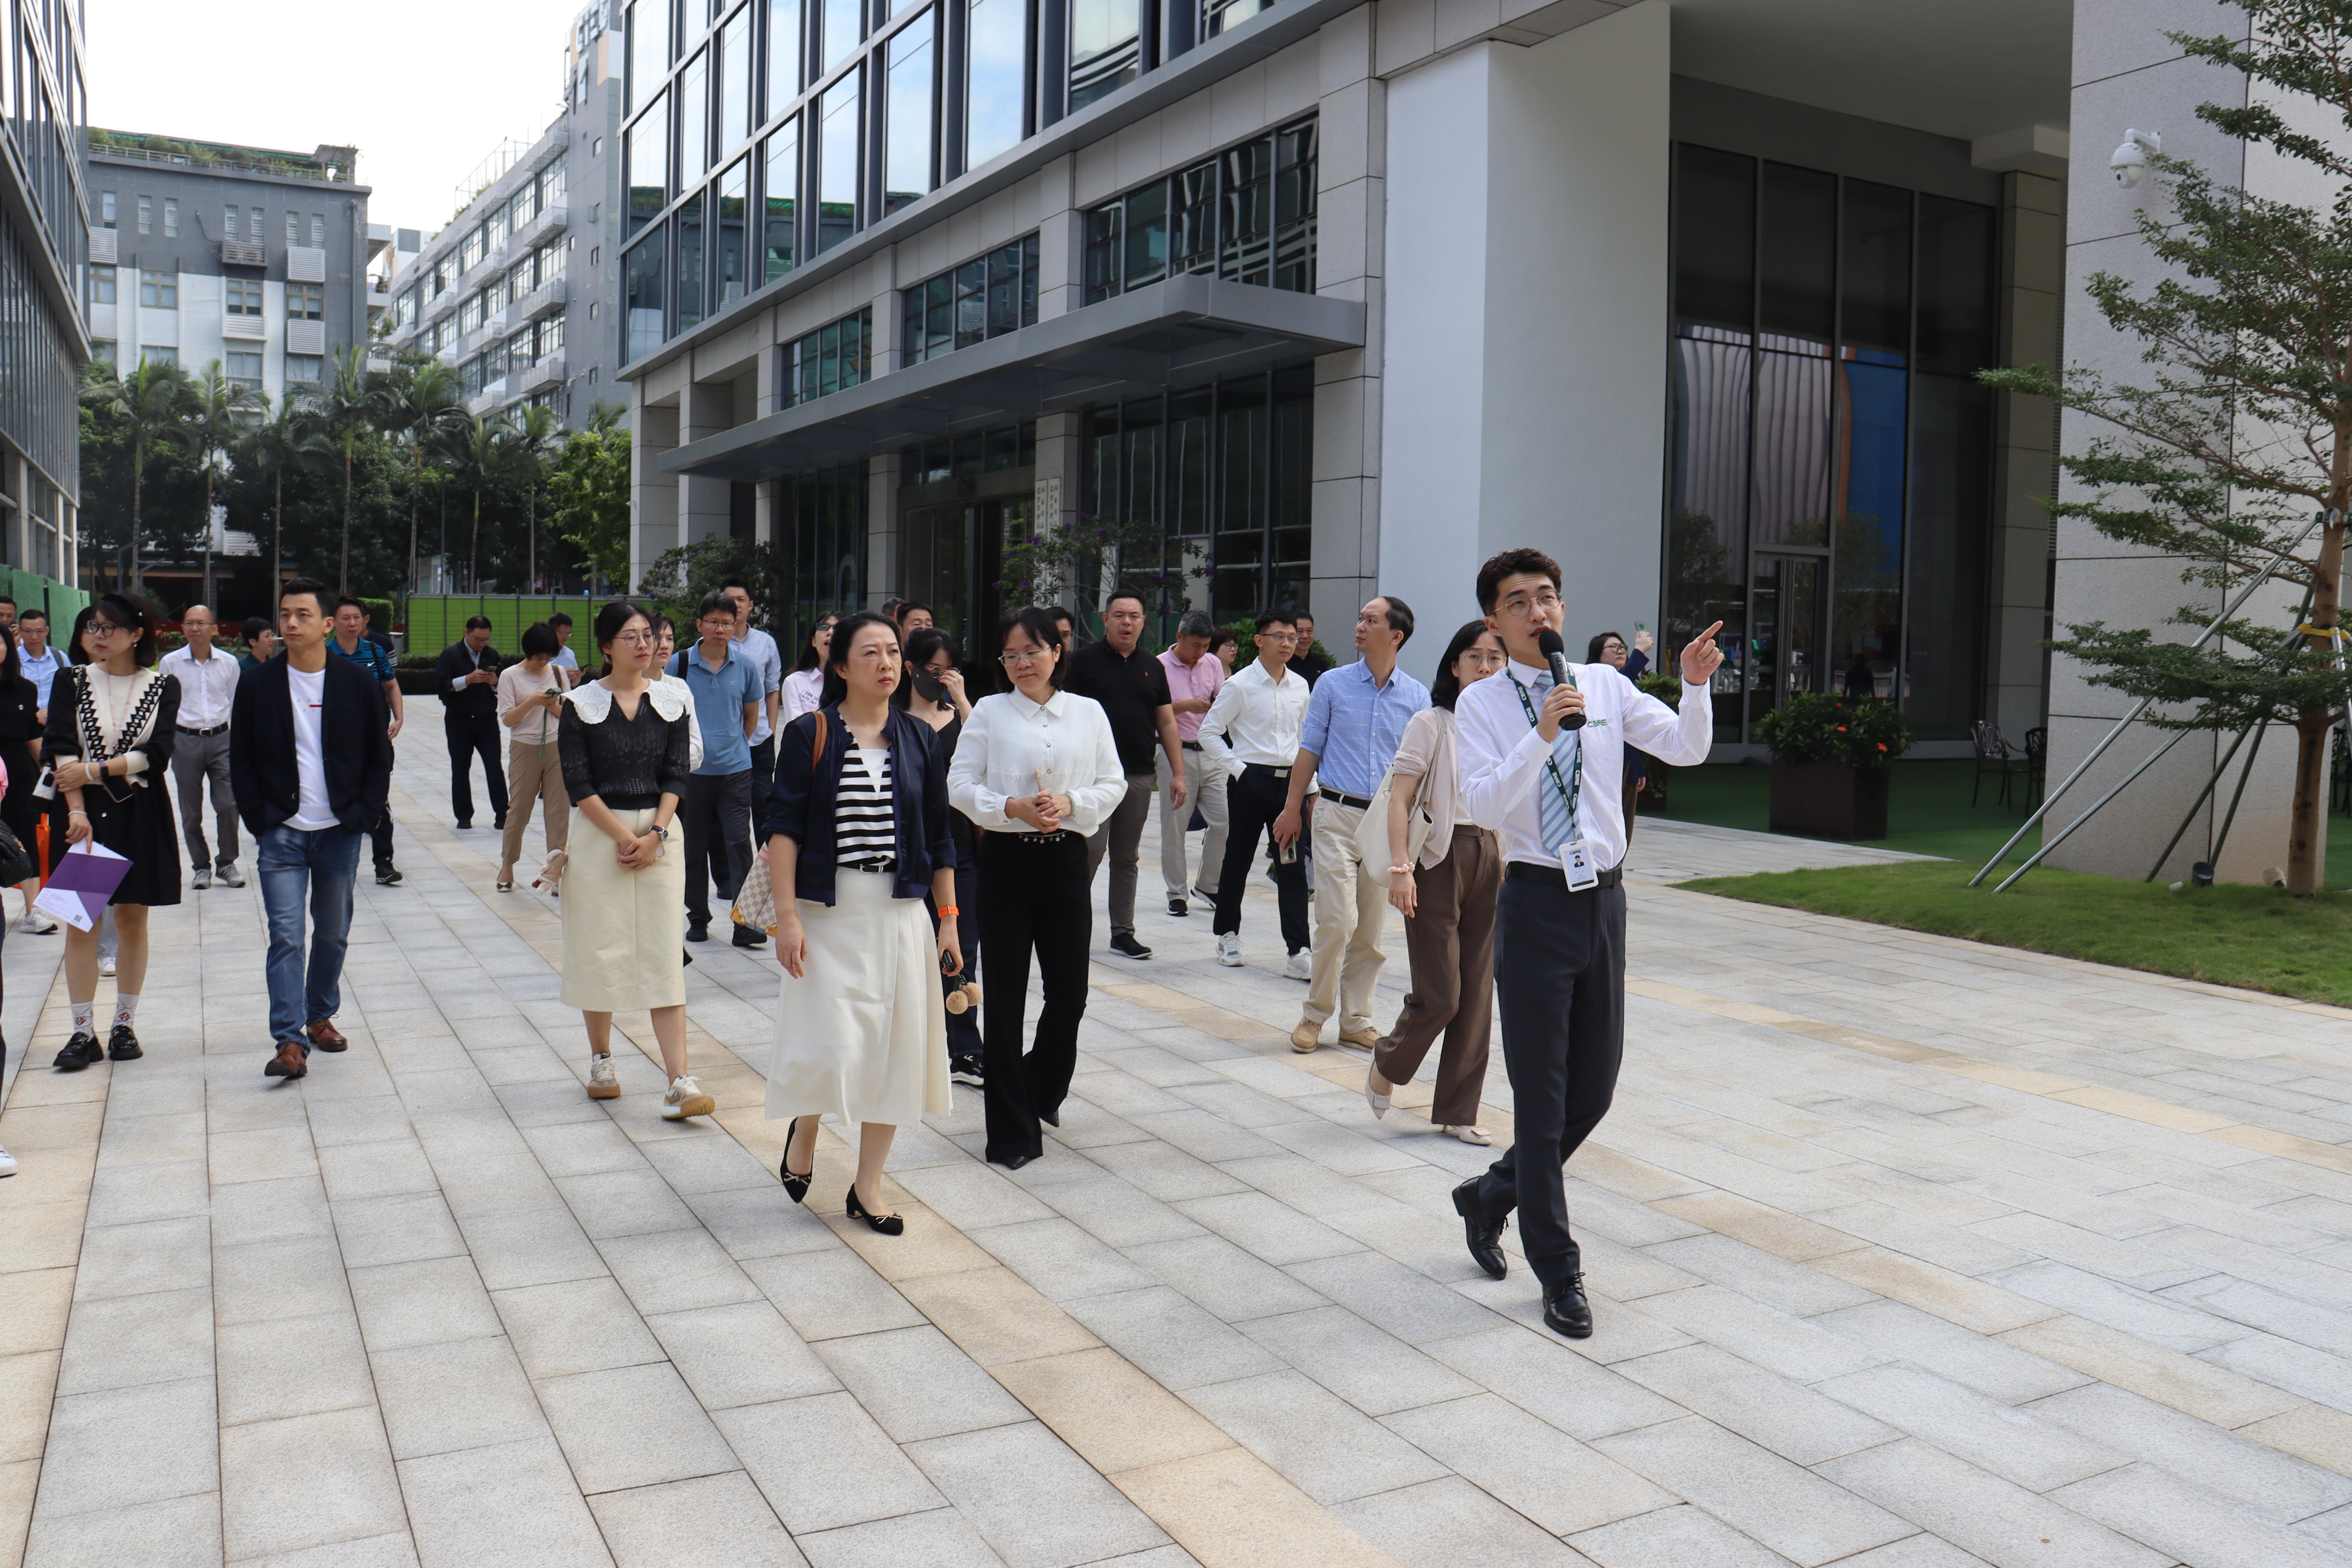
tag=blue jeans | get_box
[258,822,363,1045]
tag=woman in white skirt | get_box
[766,611,962,1234]
[557,601,704,1117]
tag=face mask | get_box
[912,668,947,703]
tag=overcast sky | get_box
[88,0,588,245]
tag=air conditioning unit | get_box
[221,241,266,268]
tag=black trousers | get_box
[679,769,753,925]
[1212,763,1309,952]
[978,830,1090,1164]
[370,742,397,870]
[1473,875,1626,1290]
[445,713,508,825]
[749,735,777,818]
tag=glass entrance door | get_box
[1748,554,1824,730]
[900,495,1031,651]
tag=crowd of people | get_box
[0,555,1723,1340]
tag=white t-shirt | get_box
[287,664,338,829]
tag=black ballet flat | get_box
[1038,1106,1061,1128]
[844,1185,904,1236]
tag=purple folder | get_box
[34,842,131,931]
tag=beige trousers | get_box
[501,738,570,869]
[1303,797,1388,1031]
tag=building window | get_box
[1203,0,1268,40]
[677,189,706,332]
[780,306,872,407]
[628,93,670,238]
[225,277,263,316]
[139,269,178,309]
[903,234,1037,363]
[782,462,869,631]
[100,191,116,228]
[1083,118,1316,303]
[1664,142,1997,744]
[91,265,116,304]
[966,0,1023,169]
[883,14,935,216]
[1082,366,1312,618]
[225,351,263,390]
[461,293,485,333]
[225,206,240,240]
[287,211,300,244]
[289,280,324,321]
[1070,0,1140,113]
[93,340,116,364]
[625,228,668,361]
[593,136,605,158]
[138,194,151,235]
[718,158,750,306]
[681,49,710,186]
[311,213,325,246]
[164,199,179,237]
[822,0,862,72]
[628,0,670,114]
[763,120,798,283]
[140,346,178,368]
[768,0,803,110]
[817,70,861,255]
[720,8,753,154]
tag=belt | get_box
[1243,763,1291,779]
[1181,740,1202,751]
[842,858,896,875]
[990,828,1074,843]
[1318,787,1372,810]
[177,723,229,737]
[1506,860,1622,891]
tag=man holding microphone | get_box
[1450,547,1721,1339]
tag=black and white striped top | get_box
[835,747,897,866]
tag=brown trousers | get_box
[1374,826,1500,1127]
[501,737,570,870]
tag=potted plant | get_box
[1754,693,1911,840]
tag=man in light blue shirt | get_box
[548,611,582,688]
[16,608,65,718]
[668,592,763,947]
[1275,597,1428,1052]
[720,579,785,807]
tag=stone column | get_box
[1309,6,1380,641]
[629,400,679,587]
[1987,171,2064,744]
[678,379,735,547]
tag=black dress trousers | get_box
[446,713,509,824]
[1473,874,1626,1289]
[978,829,1091,1164]
[1211,762,1309,952]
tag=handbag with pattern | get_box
[733,708,826,935]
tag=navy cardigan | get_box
[762,705,956,905]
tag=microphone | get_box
[1535,630,1586,731]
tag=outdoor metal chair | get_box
[1970,719,2022,809]
[2022,726,2046,813]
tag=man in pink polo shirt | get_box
[1156,611,1229,917]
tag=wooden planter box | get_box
[1768,760,1890,841]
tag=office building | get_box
[384,0,626,426]
[85,132,378,402]
[1,0,89,600]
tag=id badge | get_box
[1559,839,1600,891]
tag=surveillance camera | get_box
[2111,128,2161,189]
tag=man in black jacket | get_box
[434,615,508,829]
[230,577,395,1080]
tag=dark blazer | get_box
[761,705,955,906]
[434,638,504,718]
[229,653,394,835]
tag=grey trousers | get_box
[1085,773,1156,937]
[171,727,238,872]
[1157,746,1229,901]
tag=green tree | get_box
[314,346,390,595]
[78,357,195,594]
[506,403,564,591]
[381,359,465,597]
[183,361,261,608]
[235,394,331,594]
[1983,0,2352,894]
[441,414,518,591]
[548,405,632,588]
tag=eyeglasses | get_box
[610,629,656,645]
[1496,591,1563,618]
[86,622,129,639]
[1258,630,1299,644]
[999,649,1049,668]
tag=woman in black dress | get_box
[46,594,181,1070]
[0,629,43,929]
[895,627,980,1084]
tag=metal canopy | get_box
[656,276,1367,482]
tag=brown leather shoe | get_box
[1337,1026,1382,1051]
[264,1040,309,1078]
[306,1018,349,1053]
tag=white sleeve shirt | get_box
[949,689,1129,836]
[1455,659,1714,873]
[1195,661,1311,778]
[159,644,241,730]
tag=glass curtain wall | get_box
[965,0,1025,167]
[781,463,869,634]
[884,15,937,215]
[1667,142,1996,742]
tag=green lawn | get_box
[1648,758,2038,863]
[1679,859,2352,1007]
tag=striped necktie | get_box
[1532,672,1581,850]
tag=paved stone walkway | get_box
[7,763,2352,1566]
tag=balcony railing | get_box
[519,356,565,393]
[466,380,510,417]
[515,276,568,322]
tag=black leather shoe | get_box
[1543,1273,1593,1339]
[991,1149,1038,1171]
[1110,932,1152,960]
[494,813,507,830]
[106,1024,142,1061]
[845,1184,904,1236]
[455,818,472,830]
[732,924,768,948]
[376,865,403,886]
[1037,1105,1061,1128]
[686,920,710,943]
[53,1031,102,1071]
[1452,1178,1508,1280]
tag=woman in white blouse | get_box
[948,606,1127,1169]
[779,612,839,727]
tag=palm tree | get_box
[79,356,195,594]
[184,361,261,607]
[314,346,389,594]
[441,414,517,592]
[382,359,465,598]
[505,403,564,592]
[236,395,330,596]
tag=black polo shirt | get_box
[1065,639,1172,775]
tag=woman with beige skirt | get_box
[557,600,704,1118]
[766,611,961,1235]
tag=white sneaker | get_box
[0,1143,16,1176]
[586,1053,620,1100]
[1283,950,1312,982]
[18,907,55,934]
[661,1074,715,1119]
[1216,932,1243,967]
[99,955,116,978]
[216,862,245,888]
[191,867,212,891]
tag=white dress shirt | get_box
[779,667,823,726]
[1455,659,1713,873]
[949,688,1129,837]
[1196,660,1312,777]
[159,643,241,730]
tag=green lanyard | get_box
[1512,673,1583,837]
